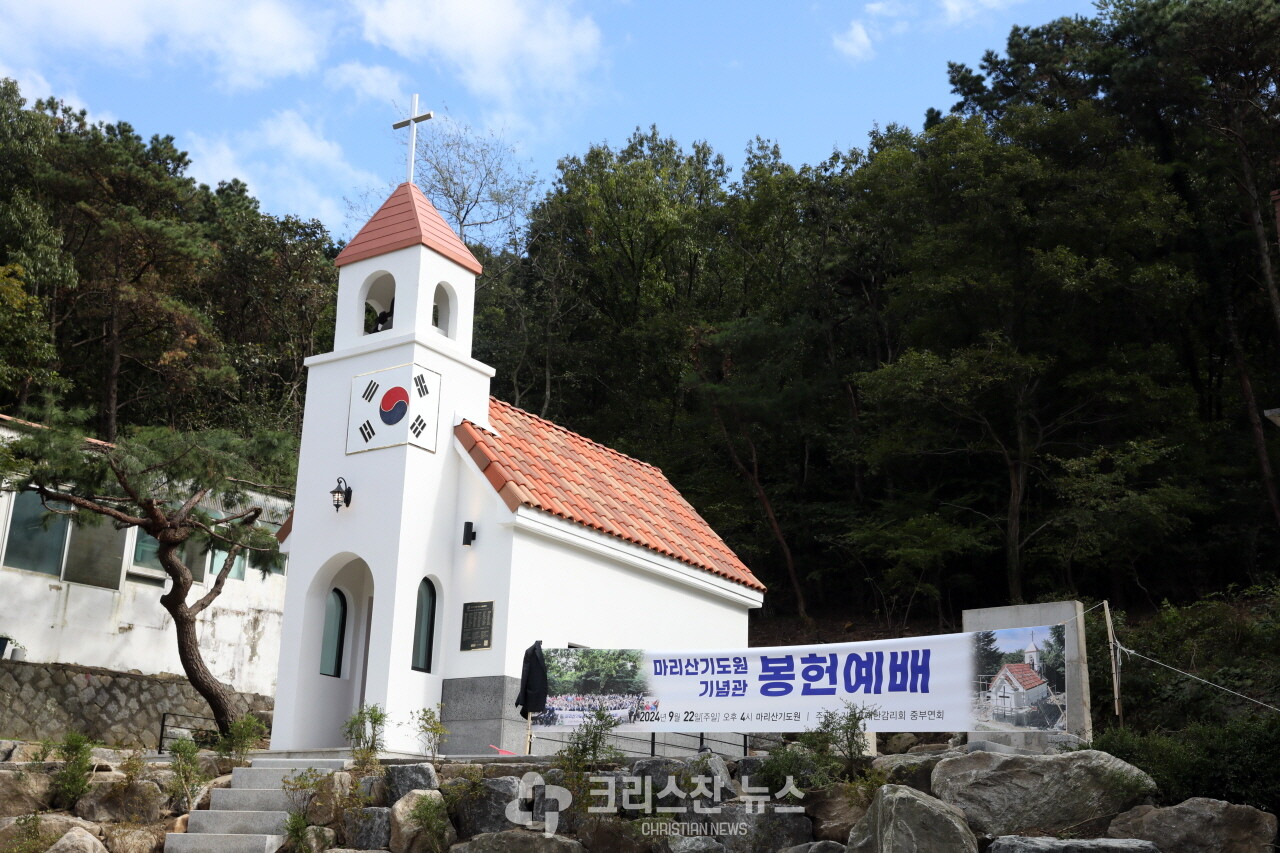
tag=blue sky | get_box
[0,0,1098,241]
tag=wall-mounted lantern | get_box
[330,478,353,512]
[462,521,477,546]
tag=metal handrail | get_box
[159,711,219,754]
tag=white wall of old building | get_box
[0,487,285,696]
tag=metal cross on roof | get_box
[393,93,434,184]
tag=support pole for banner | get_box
[525,714,533,755]
[1102,600,1124,726]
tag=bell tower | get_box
[272,175,496,752]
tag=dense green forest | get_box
[2,0,1279,631]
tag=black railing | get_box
[159,711,219,754]
[531,730,784,758]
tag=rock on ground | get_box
[803,787,867,842]
[881,734,918,755]
[931,750,1155,838]
[102,825,164,853]
[387,763,440,802]
[0,768,53,817]
[47,826,110,852]
[989,839,1159,852]
[574,816,664,853]
[450,777,521,839]
[1108,797,1278,853]
[0,813,101,845]
[307,771,354,826]
[75,779,165,823]
[872,750,962,797]
[448,830,587,852]
[390,789,457,853]
[781,842,848,853]
[344,805,392,850]
[306,825,338,852]
[667,836,726,852]
[846,784,977,853]
[715,802,814,853]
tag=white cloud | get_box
[864,0,912,17]
[833,20,877,62]
[938,0,1023,25]
[0,62,117,124]
[187,109,381,235]
[355,0,602,108]
[0,0,329,90]
[325,62,406,104]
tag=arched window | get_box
[363,273,396,335]
[411,578,436,672]
[432,283,453,338]
[320,589,347,677]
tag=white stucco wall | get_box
[0,490,285,696]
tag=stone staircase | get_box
[165,757,349,852]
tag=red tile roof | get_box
[990,662,1047,691]
[456,399,766,592]
[335,182,483,274]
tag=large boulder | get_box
[47,826,110,853]
[75,779,165,823]
[989,840,1159,852]
[387,762,440,802]
[715,802,813,853]
[306,825,337,852]
[103,825,165,853]
[0,769,52,817]
[390,789,457,853]
[450,776,522,838]
[449,831,587,852]
[803,787,867,842]
[574,815,663,852]
[781,843,848,853]
[667,837,725,852]
[846,784,977,853]
[872,750,961,797]
[0,813,101,845]
[194,774,233,811]
[344,805,392,850]
[308,771,354,826]
[881,734,918,755]
[931,750,1155,838]
[1108,797,1278,853]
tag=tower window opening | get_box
[362,273,396,335]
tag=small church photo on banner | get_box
[529,626,1068,735]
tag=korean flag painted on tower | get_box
[346,363,442,454]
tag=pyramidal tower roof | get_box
[335,182,483,274]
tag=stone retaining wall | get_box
[0,659,272,748]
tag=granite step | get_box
[210,787,293,812]
[163,832,285,852]
[187,809,289,835]
[231,765,330,789]
[250,757,350,770]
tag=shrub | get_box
[407,794,452,853]
[798,700,873,781]
[749,745,828,796]
[216,714,268,767]
[165,737,210,814]
[343,704,388,778]
[51,731,96,808]
[408,705,449,758]
[1091,715,1280,814]
[283,812,311,852]
[0,812,59,853]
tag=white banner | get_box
[533,625,1066,734]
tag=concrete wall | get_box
[962,600,1092,746]
[0,659,272,749]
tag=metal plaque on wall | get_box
[460,601,494,651]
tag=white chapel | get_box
[270,182,765,754]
